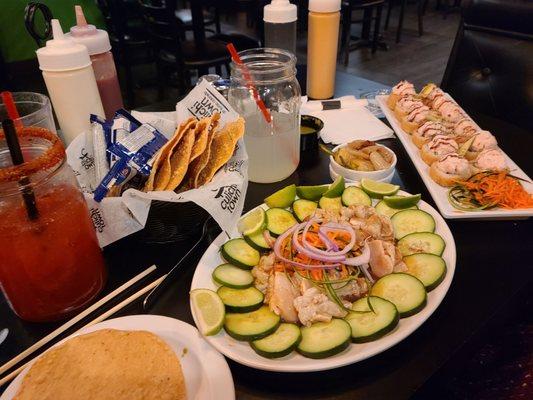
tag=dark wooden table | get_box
[1,71,532,399]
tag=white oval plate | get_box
[190,185,456,372]
[1,315,234,400]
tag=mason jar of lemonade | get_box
[0,126,106,322]
[228,48,301,183]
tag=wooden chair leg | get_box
[372,5,383,54]
[385,0,393,30]
[417,0,424,36]
[214,7,221,34]
[396,0,406,43]
[343,7,352,66]
[422,0,429,14]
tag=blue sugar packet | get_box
[93,158,132,202]
[108,109,141,165]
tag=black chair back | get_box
[138,0,184,62]
[441,0,533,131]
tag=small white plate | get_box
[190,184,456,372]
[1,315,234,400]
[376,95,533,220]
[329,164,395,184]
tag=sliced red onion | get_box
[273,224,339,269]
[262,230,275,248]
[302,219,356,256]
[344,241,371,266]
[318,229,338,251]
[292,224,346,263]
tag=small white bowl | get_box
[329,164,395,183]
[329,143,397,181]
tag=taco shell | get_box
[150,118,195,191]
[13,329,186,400]
[184,114,221,189]
[196,117,245,187]
[164,126,196,191]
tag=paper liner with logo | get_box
[66,80,247,247]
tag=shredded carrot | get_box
[457,172,533,209]
[310,269,323,281]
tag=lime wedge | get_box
[237,207,266,236]
[264,184,296,208]
[190,289,225,336]
[383,194,421,209]
[360,178,400,198]
[296,185,328,201]
[323,176,345,198]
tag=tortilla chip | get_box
[196,117,245,187]
[164,127,196,191]
[184,114,221,189]
[188,116,211,164]
[144,117,195,192]
[154,118,196,191]
[14,329,186,400]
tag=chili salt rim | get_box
[0,127,65,182]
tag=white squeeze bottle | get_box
[263,0,297,55]
[36,19,104,146]
[67,5,123,120]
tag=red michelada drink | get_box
[0,126,106,322]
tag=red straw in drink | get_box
[226,44,272,124]
[1,91,22,129]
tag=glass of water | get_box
[228,48,301,183]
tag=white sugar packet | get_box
[67,82,247,247]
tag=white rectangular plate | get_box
[376,95,533,220]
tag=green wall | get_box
[1,0,105,63]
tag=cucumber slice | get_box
[250,323,302,358]
[341,186,372,207]
[265,208,297,236]
[297,319,351,359]
[293,199,318,222]
[375,200,418,218]
[221,238,260,270]
[224,306,281,341]
[370,273,427,318]
[318,196,342,212]
[212,263,254,289]
[391,209,436,240]
[244,230,271,252]
[345,296,399,343]
[403,253,447,291]
[217,286,264,313]
[397,232,446,257]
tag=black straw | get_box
[2,119,39,220]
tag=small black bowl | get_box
[300,115,324,166]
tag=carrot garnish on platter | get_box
[450,172,533,210]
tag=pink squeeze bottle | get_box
[67,5,123,119]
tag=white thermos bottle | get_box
[36,19,104,145]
